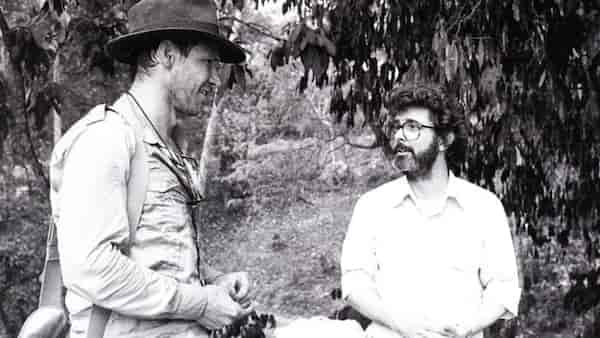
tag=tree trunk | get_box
[52,57,61,144]
[197,99,223,199]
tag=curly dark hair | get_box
[378,82,468,170]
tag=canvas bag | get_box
[18,103,149,338]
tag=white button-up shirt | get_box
[341,173,521,338]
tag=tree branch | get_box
[0,7,10,38]
[0,8,50,191]
[0,303,11,338]
[448,0,483,35]
[219,16,285,42]
[23,107,50,190]
[343,137,379,149]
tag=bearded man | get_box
[340,84,521,338]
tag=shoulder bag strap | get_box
[86,103,149,338]
[38,222,64,308]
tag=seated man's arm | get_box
[56,120,240,324]
[467,197,521,335]
[341,198,424,336]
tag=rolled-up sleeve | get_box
[479,197,522,318]
[341,196,378,300]
[56,119,207,321]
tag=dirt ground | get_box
[201,185,364,321]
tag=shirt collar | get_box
[393,171,465,208]
[110,93,159,145]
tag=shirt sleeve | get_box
[341,196,378,300]
[56,118,207,321]
[479,196,522,318]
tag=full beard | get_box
[391,136,439,178]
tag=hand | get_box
[197,285,253,330]
[438,322,474,338]
[388,314,440,338]
[213,272,252,306]
[391,313,466,338]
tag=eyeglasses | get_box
[151,147,205,206]
[387,118,436,141]
[180,155,205,206]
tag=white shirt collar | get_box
[392,171,465,210]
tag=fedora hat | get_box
[106,0,245,64]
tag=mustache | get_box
[392,144,414,154]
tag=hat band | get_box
[131,19,220,36]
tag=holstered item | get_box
[17,307,68,338]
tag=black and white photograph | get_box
[0,0,599,337]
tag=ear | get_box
[156,40,178,69]
[439,131,455,152]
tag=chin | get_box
[391,153,416,172]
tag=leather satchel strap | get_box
[38,222,64,308]
[86,101,149,338]
[36,100,148,338]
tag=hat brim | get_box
[106,28,246,64]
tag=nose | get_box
[390,129,406,149]
[208,66,221,88]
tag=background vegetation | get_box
[1,0,600,337]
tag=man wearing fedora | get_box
[50,0,253,337]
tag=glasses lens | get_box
[403,121,421,140]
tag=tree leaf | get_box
[300,44,329,87]
[218,64,233,93]
[32,0,47,12]
[233,64,246,90]
[233,0,245,11]
[480,65,500,98]
[288,23,305,57]
[0,105,11,158]
[31,10,66,52]
[270,44,287,71]
[512,0,520,22]
[445,41,458,82]
[316,32,336,56]
[432,31,440,58]
[298,74,308,93]
[50,0,65,15]
[476,39,485,69]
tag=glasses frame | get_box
[388,118,437,141]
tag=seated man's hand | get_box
[390,314,448,338]
[438,322,474,338]
[214,272,252,307]
[198,285,253,330]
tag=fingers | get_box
[239,298,253,310]
[236,300,255,318]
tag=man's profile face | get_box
[385,106,440,178]
[168,42,221,116]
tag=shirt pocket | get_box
[442,240,482,292]
[147,167,187,204]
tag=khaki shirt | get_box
[51,96,209,337]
